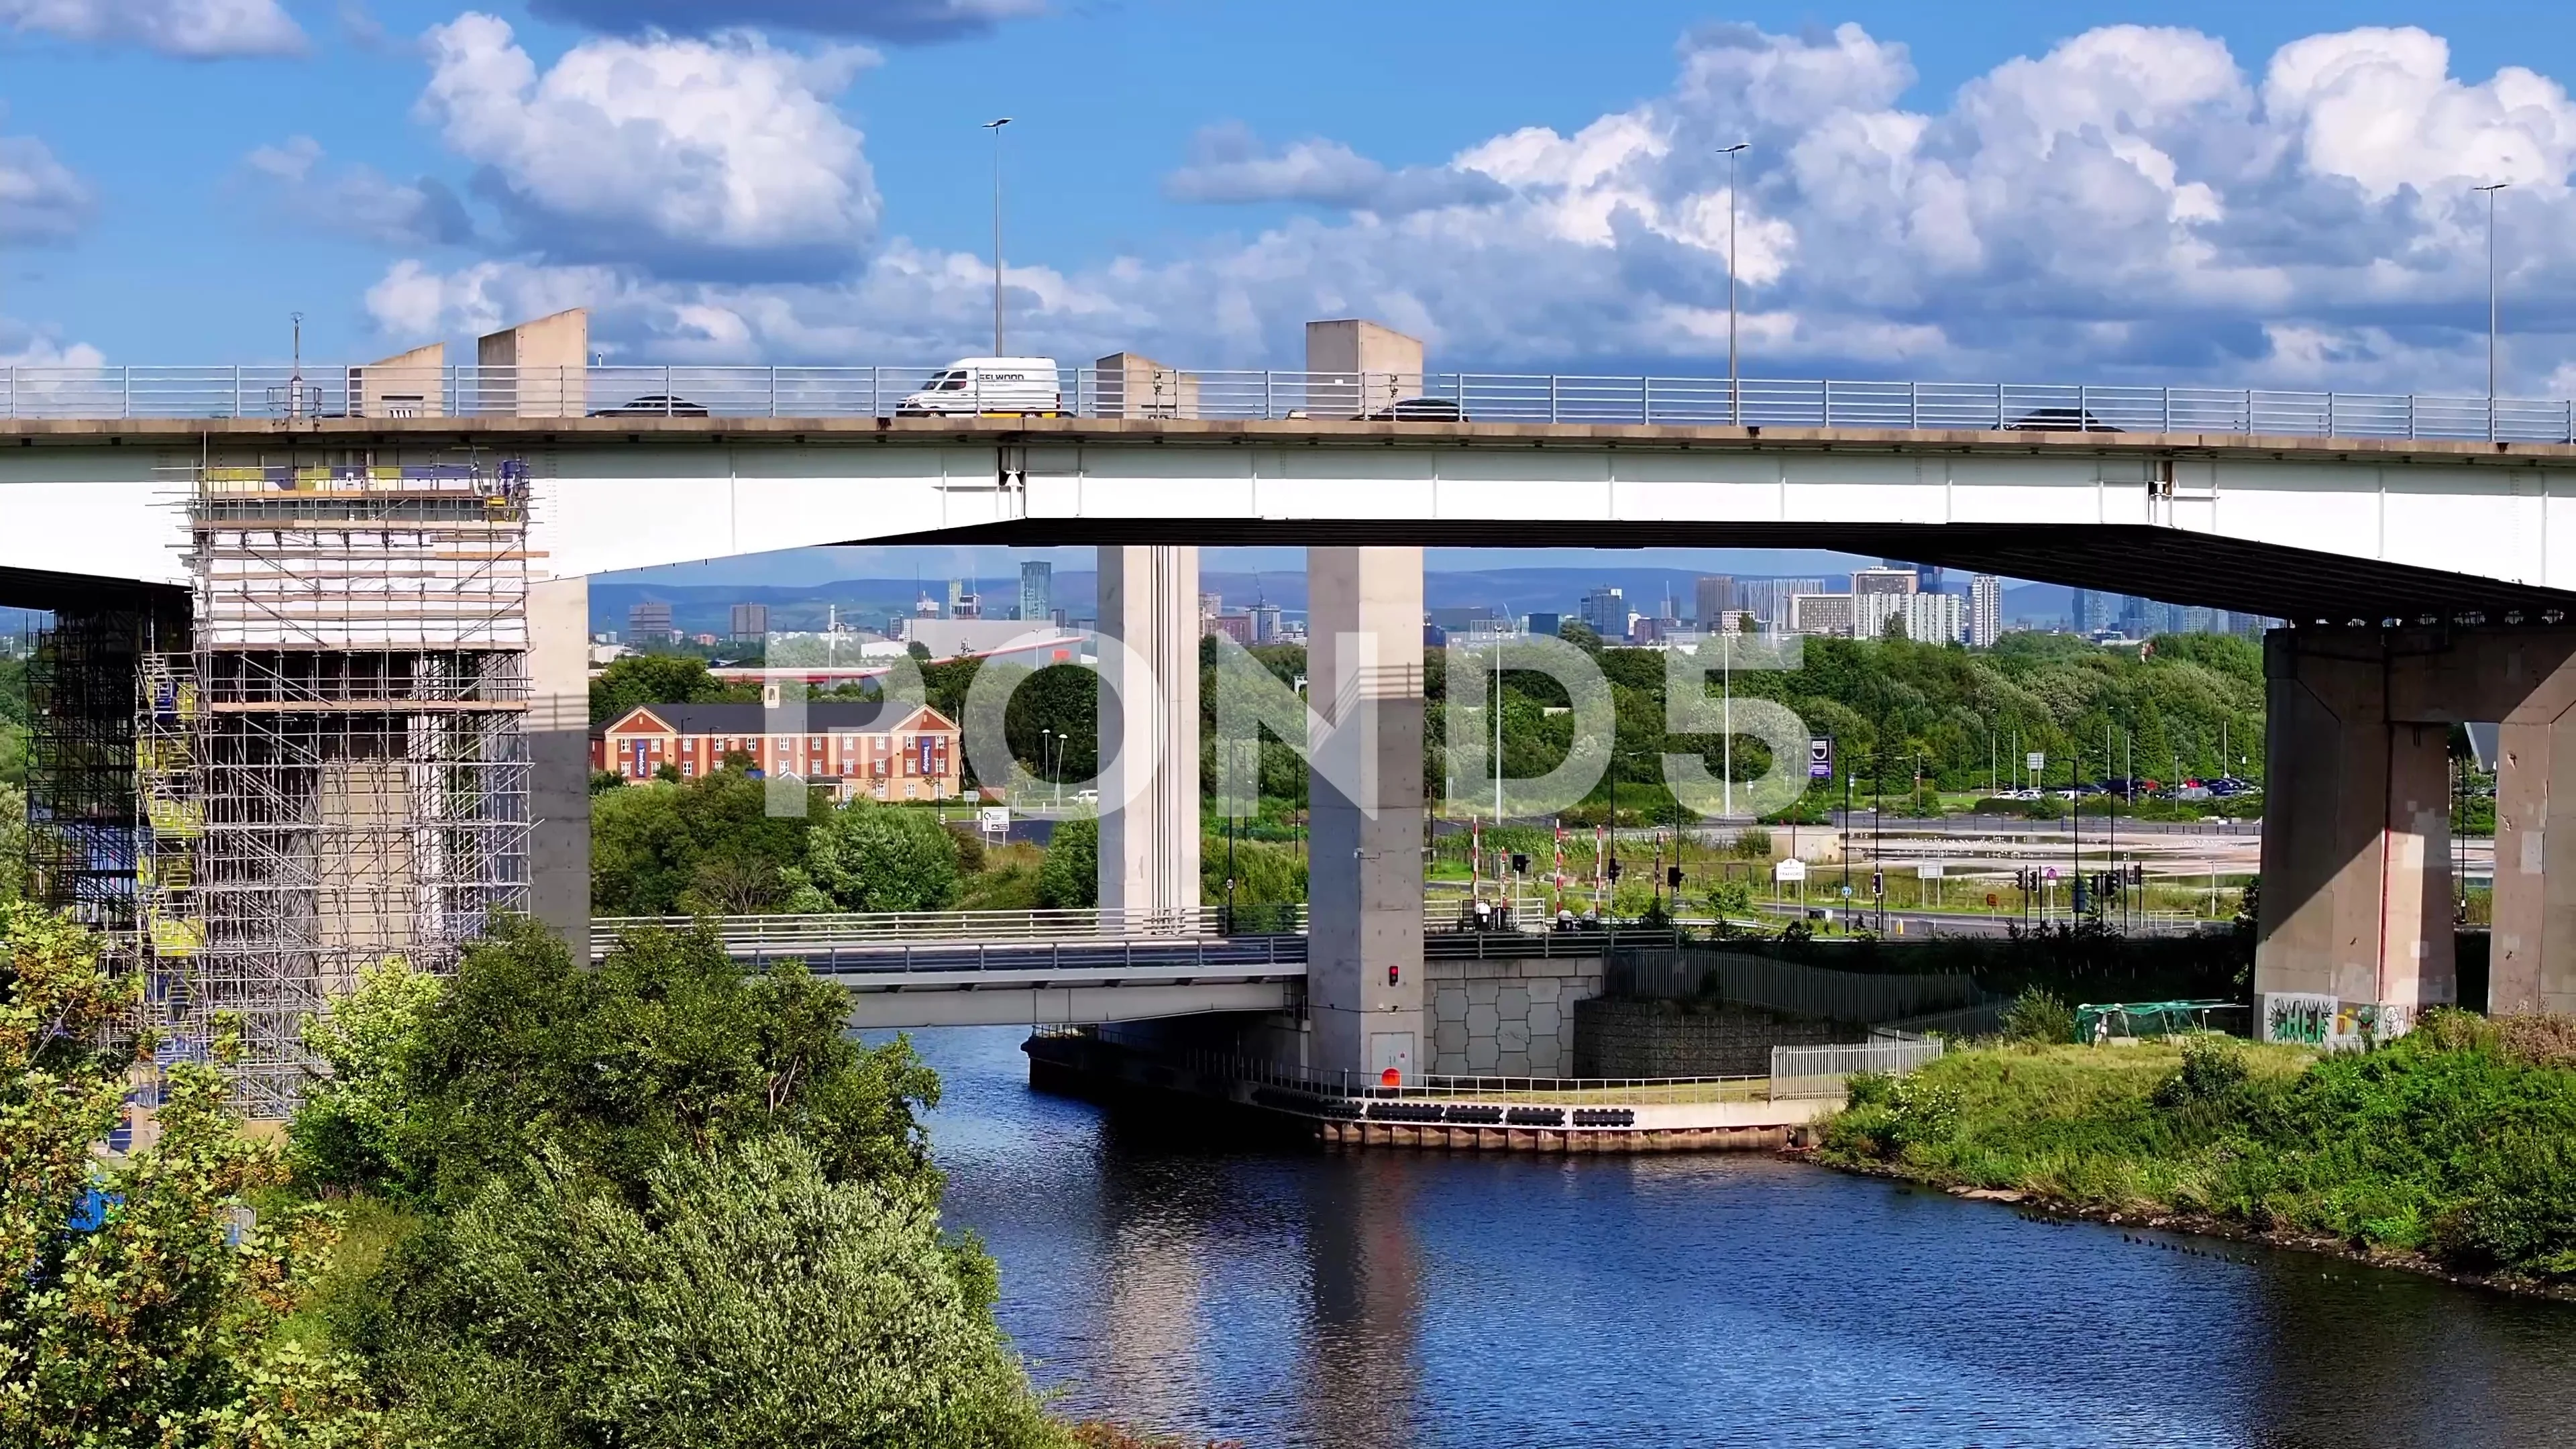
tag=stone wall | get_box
[1424,955,1603,1076]
[1572,997,1849,1078]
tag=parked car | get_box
[592,394,709,417]
[2004,407,2121,432]
[1364,396,1465,423]
[896,358,1063,417]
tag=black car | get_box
[592,394,710,417]
[1364,396,1465,423]
[2003,407,2121,432]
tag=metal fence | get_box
[590,904,1259,955]
[1610,946,1982,1024]
[1177,1046,1774,1105]
[9,362,2576,442]
[1770,1035,1947,1099]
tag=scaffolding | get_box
[26,605,153,930]
[137,460,534,1112]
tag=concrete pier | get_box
[1305,545,1428,1082]
[2257,625,2576,1031]
[1095,544,1201,924]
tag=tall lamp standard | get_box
[2473,181,2508,431]
[985,117,1014,355]
[1721,142,1751,426]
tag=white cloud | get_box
[0,132,93,244]
[0,0,304,56]
[416,13,881,279]
[527,0,1041,43]
[241,136,476,248]
[1165,123,1507,213]
[370,20,2576,395]
[0,315,104,366]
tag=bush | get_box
[1203,835,1306,908]
[796,800,963,913]
[2428,1132,2576,1277]
[307,916,941,1210]
[2151,1034,2248,1109]
[1732,827,1773,859]
[1822,1071,1960,1161]
[2497,1014,2576,1071]
[1037,818,1097,908]
[2000,987,2076,1044]
[1,904,378,1446]
[292,957,445,1193]
[364,1135,1060,1449]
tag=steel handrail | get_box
[11,362,2576,443]
[1168,1044,1775,1105]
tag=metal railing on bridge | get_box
[589,904,1289,954]
[13,363,2576,443]
[798,934,1307,978]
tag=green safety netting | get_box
[2073,1000,2246,1042]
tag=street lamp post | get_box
[1721,142,1751,426]
[2474,180,2508,429]
[985,117,1013,356]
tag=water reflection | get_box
[900,1026,2576,1449]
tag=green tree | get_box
[1007,663,1097,780]
[345,917,940,1210]
[588,654,751,727]
[1,903,379,1447]
[590,767,820,917]
[359,1136,1057,1449]
[792,800,963,913]
[291,959,446,1194]
[0,782,23,905]
[1036,818,1097,908]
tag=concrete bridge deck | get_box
[588,910,1668,1029]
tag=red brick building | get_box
[591,700,963,802]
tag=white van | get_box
[896,358,1063,417]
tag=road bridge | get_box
[590,907,1661,1030]
[8,312,2576,1085]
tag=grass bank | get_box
[1817,1012,2576,1293]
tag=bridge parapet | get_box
[7,362,2576,445]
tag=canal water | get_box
[905,1026,2576,1449]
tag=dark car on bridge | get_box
[592,394,710,417]
[1366,396,1466,423]
[2004,407,2121,432]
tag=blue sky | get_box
[7,0,2576,395]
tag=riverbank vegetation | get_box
[1821,1012,2576,1286]
[288,916,1070,1446]
[3,898,1179,1445]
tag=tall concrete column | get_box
[2255,630,2454,1025]
[527,575,591,946]
[1095,545,1201,926]
[1306,546,1424,1083]
[2486,636,2576,1014]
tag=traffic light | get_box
[1666,865,1684,890]
[1607,859,1623,881]
[1511,852,1530,875]
[1872,869,1884,896]
[1387,964,1400,986]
